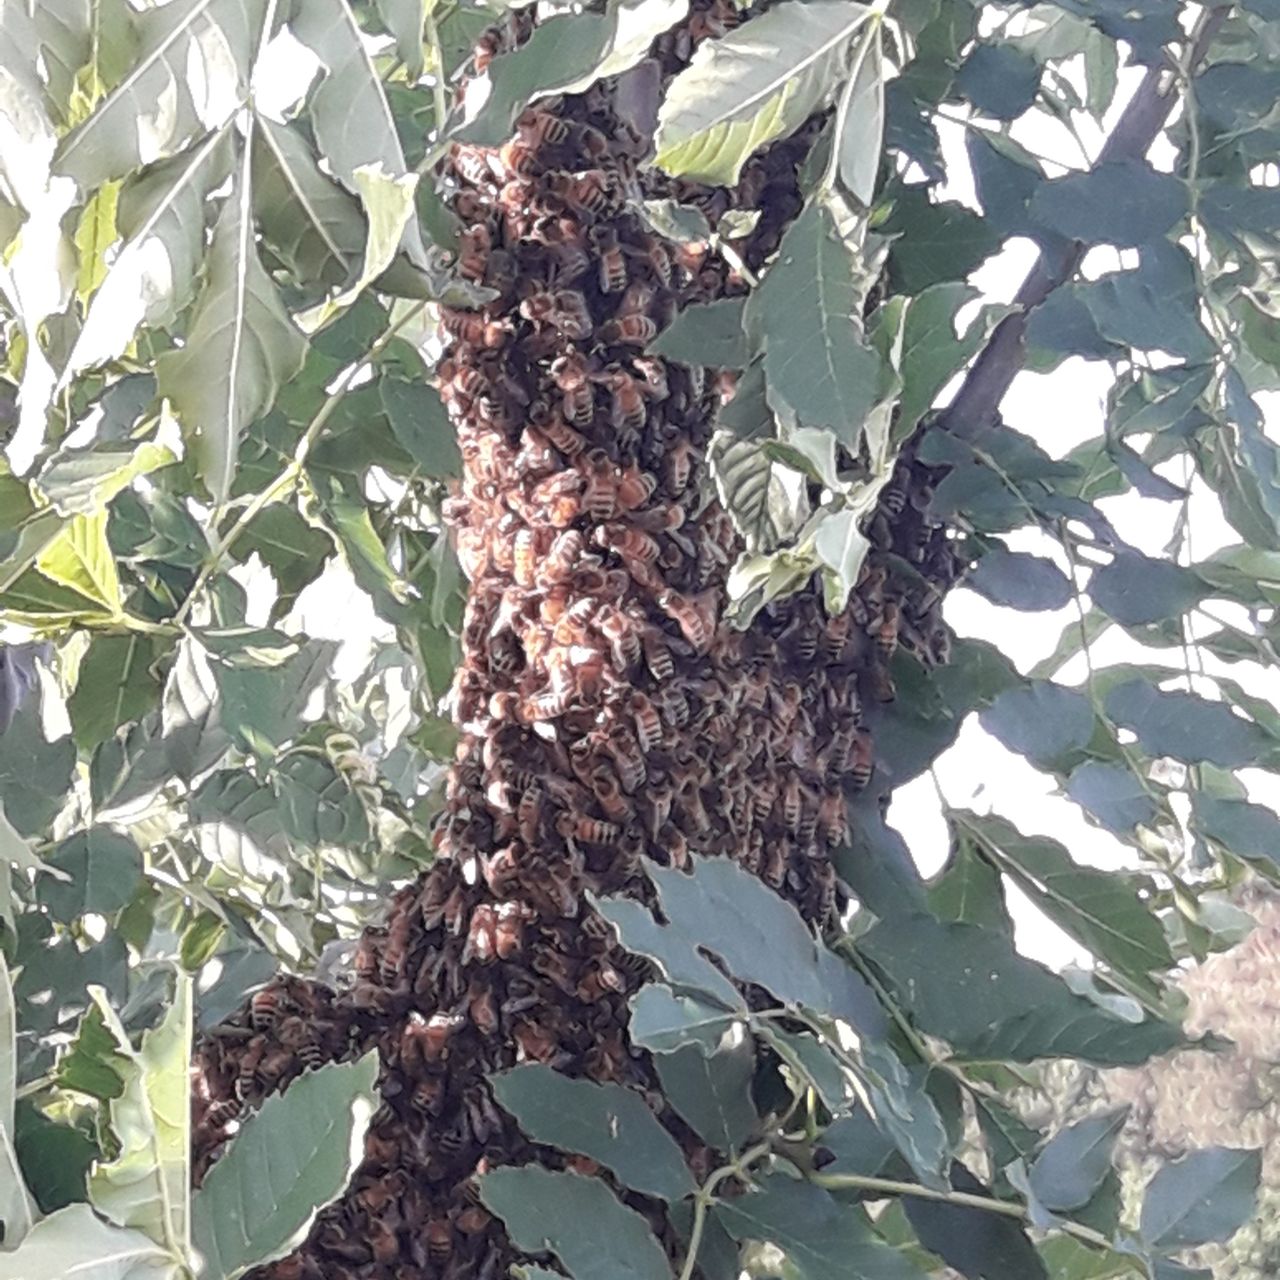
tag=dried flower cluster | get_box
[190,6,962,1276]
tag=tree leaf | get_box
[967,547,1072,612]
[649,297,750,368]
[814,506,872,613]
[834,23,884,205]
[491,1064,695,1201]
[289,0,427,266]
[379,378,460,478]
[978,682,1094,768]
[55,0,264,190]
[1089,550,1205,625]
[35,510,122,616]
[212,638,338,754]
[1028,1108,1128,1213]
[956,43,1041,119]
[883,188,1002,293]
[1139,1148,1261,1250]
[0,1201,178,1279]
[1105,679,1271,769]
[656,0,871,185]
[1065,761,1159,834]
[250,114,365,288]
[752,200,882,438]
[928,839,1009,930]
[39,442,177,519]
[1192,793,1280,876]
[67,132,230,377]
[373,0,426,78]
[274,753,370,847]
[161,640,231,781]
[190,1054,377,1279]
[654,1037,757,1153]
[0,703,74,838]
[857,911,1180,1064]
[88,978,191,1254]
[627,985,738,1055]
[479,1167,672,1280]
[709,433,805,554]
[955,811,1174,980]
[715,1174,929,1280]
[157,172,307,506]
[37,828,144,923]
[1028,160,1187,248]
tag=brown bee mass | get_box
[191,3,963,1276]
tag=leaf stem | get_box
[810,1170,1114,1251]
[677,1140,771,1280]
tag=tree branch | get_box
[939,5,1229,440]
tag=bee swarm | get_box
[191,6,962,1276]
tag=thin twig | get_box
[677,1141,771,1280]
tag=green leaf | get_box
[40,442,176,519]
[213,638,337,754]
[883,188,1002,293]
[1192,793,1280,876]
[191,1054,378,1279]
[709,433,805,554]
[275,753,370,847]
[491,1064,696,1201]
[158,176,307,506]
[857,912,1180,1064]
[813,506,872,613]
[1139,1148,1260,1250]
[956,43,1041,119]
[58,995,134,1103]
[0,799,64,879]
[927,839,1009,929]
[0,1201,177,1279]
[1029,1108,1128,1213]
[752,200,882,438]
[373,0,426,77]
[54,0,265,190]
[73,178,121,304]
[35,510,122,616]
[68,633,167,752]
[229,504,333,618]
[979,682,1093,768]
[1066,761,1159,834]
[656,0,872,186]
[715,1174,929,1280]
[289,0,427,266]
[834,23,885,205]
[67,132,230,376]
[654,1037,757,1153]
[628,986,740,1055]
[1028,160,1187,248]
[0,700,74,837]
[37,828,144,922]
[91,713,172,813]
[967,547,1072,612]
[1105,679,1270,769]
[250,114,365,287]
[295,163,419,331]
[650,297,750,368]
[88,978,191,1253]
[955,812,1174,980]
[456,12,614,147]
[1089,550,1205,625]
[379,378,460,477]
[161,640,231,781]
[479,1167,672,1280]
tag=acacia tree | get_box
[2,0,1280,1277]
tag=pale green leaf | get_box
[814,506,871,613]
[656,0,872,185]
[295,163,419,332]
[0,1202,179,1280]
[709,432,807,554]
[0,799,64,878]
[157,173,307,506]
[36,510,123,615]
[0,10,58,209]
[88,978,192,1255]
[66,130,231,377]
[39,442,176,517]
[190,1054,378,1279]
[834,22,884,205]
[373,0,426,77]
[55,0,266,190]
[289,0,427,266]
[73,178,121,304]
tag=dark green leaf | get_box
[67,633,166,753]
[654,1039,757,1153]
[884,188,1002,293]
[1089,551,1205,625]
[275,754,370,847]
[1105,679,1270,769]
[928,840,1009,930]
[491,1064,695,1201]
[979,683,1094,768]
[1028,1108,1128,1212]
[956,44,1040,119]
[1066,761,1159,833]
[628,985,740,1055]
[715,1174,929,1280]
[379,378,461,478]
[37,829,143,922]
[0,703,74,835]
[230,505,333,618]
[480,1167,672,1280]
[1139,1147,1260,1249]
[214,639,338,754]
[967,548,1072,611]
[1028,161,1186,248]
[1192,793,1280,875]
[650,298,749,369]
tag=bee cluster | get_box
[191,5,964,1276]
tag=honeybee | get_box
[597,521,659,567]
[529,468,584,527]
[874,600,901,659]
[590,763,629,821]
[548,237,591,283]
[512,527,538,587]
[401,1011,461,1068]
[557,810,620,845]
[580,451,619,521]
[522,687,571,722]
[616,279,655,318]
[589,225,627,293]
[631,355,669,401]
[601,367,646,432]
[606,726,646,792]
[457,224,492,283]
[513,102,568,146]
[823,610,851,661]
[249,987,285,1031]
[600,312,656,345]
[630,692,663,752]
[657,588,716,651]
[425,1217,453,1264]
[498,136,538,180]
[441,309,508,350]
[641,237,672,288]
[571,120,609,160]
[552,288,593,339]
[548,168,614,217]
[519,288,557,326]
[642,627,675,682]
[451,143,500,189]
[850,728,874,790]
[541,528,586,585]
[549,352,595,426]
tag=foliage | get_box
[1,0,1279,1276]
